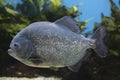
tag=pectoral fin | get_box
[28,58,43,65]
[27,53,43,65]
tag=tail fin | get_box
[92,26,108,58]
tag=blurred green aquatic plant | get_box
[0,0,82,37]
[16,0,82,22]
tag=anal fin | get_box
[68,52,90,72]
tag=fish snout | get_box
[8,49,13,54]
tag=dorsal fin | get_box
[54,16,81,34]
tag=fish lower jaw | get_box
[8,49,17,58]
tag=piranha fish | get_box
[8,16,108,72]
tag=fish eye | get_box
[13,43,20,49]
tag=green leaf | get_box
[5,7,18,16]
[50,0,61,7]
[0,0,6,5]
[29,0,34,5]
[110,50,119,56]
[84,17,94,24]
[71,3,83,12]
[29,0,37,13]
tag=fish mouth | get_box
[8,48,25,61]
[8,48,19,59]
[8,49,14,55]
[8,48,34,61]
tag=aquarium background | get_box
[0,0,120,80]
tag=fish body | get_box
[8,16,108,72]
